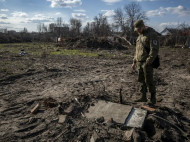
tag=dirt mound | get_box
[61,37,129,50]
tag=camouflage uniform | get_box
[133,20,159,103]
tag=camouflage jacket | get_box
[133,27,159,65]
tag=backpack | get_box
[152,55,160,69]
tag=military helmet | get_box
[134,20,144,32]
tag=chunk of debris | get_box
[20,49,26,56]
[58,115,67,123]
[64,105,75,115]
[90,131,102,142]
[85,100,132,123]
[104,118,115,128]
[81,112,85,118]
[141,105,156,112]
[132,130,141,142]
[96,116,104,123]
[43,97,58,108]
[30,103,40,114]
[123,128,134,142]
[125,108,147,128]
[74,98,81,106]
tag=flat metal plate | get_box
[85,100,132,123]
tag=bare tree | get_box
[37,23,42,33]
[48,23,55,33]
[42,24,47,33]
[56,17,63,36]
[124,2,148,32]
[70,18,82,36]
[113,8,127,33]
[56,17,63,27]
[23,27,28,33]
[177,22,190,46]
[93,14,111,37]
[121,2,148,43]
[83,22,91,37]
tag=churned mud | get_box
[0,43,190,141]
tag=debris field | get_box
[0,39,190,142]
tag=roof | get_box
[160,28,178,36]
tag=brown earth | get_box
[0,42,190,142]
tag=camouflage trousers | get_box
[137,62,156,94]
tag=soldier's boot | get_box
[150,93,156,104]
[135,93,147,102]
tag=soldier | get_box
[131,20,159,104]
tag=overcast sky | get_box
[0,0,190,32]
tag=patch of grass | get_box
[51,49,131,59]
[0,42,56,56]
[0,44,19,53]
[0,43,129,59]
[51,49,99,57]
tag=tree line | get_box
[0,2,150,43]
[1,2,189,46]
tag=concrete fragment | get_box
[125,108,147,128]
[108,128,122,136]
[30,103,40,114]
[64,105,74,115]
[85,100,132,123]
[123,128,134,142]
[132,130,141,142]
[90,131,101,142]
[58,115,67,123]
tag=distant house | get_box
[160,27,190,47]
[181,30,190,36]
[160,28,178,36]
[160,27,190,37]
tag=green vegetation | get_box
[51,49,99,57]
[0,42,127,58]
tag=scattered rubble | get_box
[61,37,129,50]
[43,97,58,108]
[0,42,189,141]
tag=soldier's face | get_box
[137,27,143,34]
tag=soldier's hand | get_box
[131,63,136,70]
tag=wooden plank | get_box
[141,105,156,112]
[30,103,40,114]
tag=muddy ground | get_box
[0,42,190,142]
